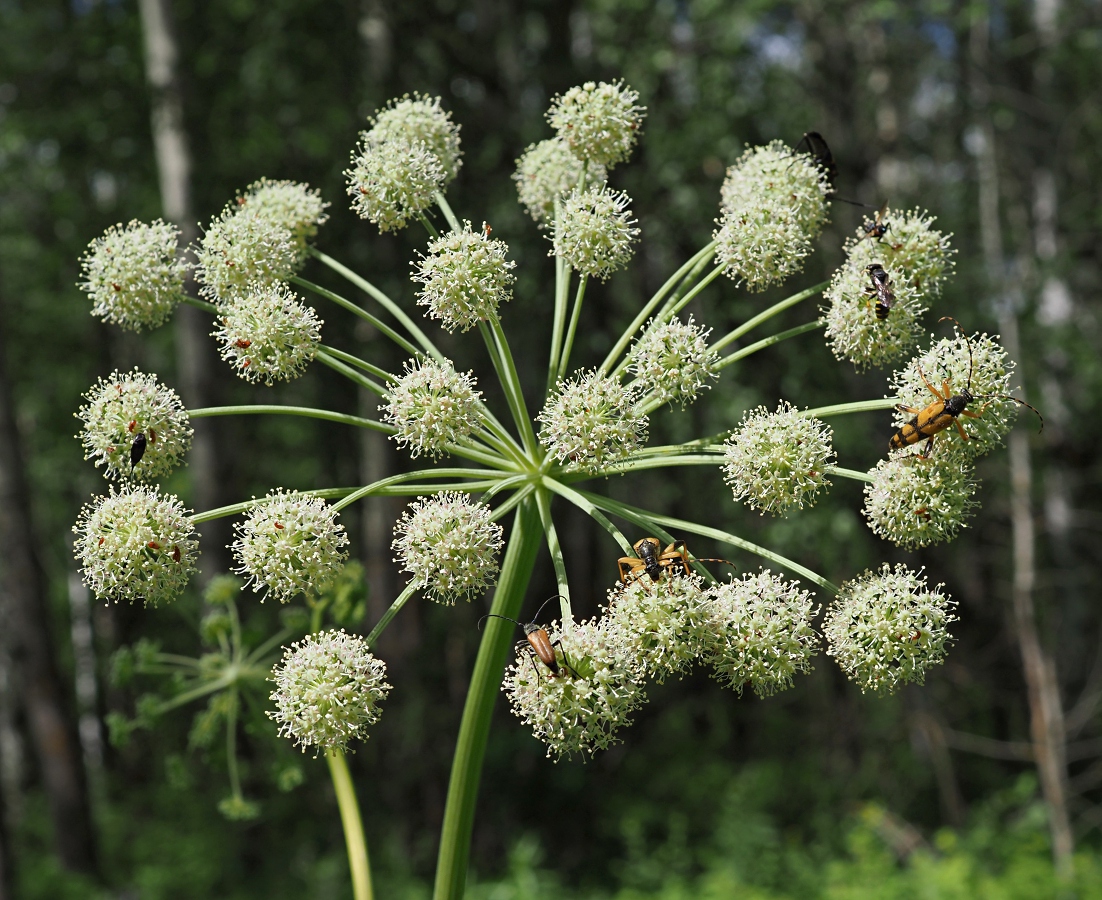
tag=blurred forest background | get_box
[1,0,1101,897]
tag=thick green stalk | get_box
[327,749,373,900]
[433,499,543,900]
[547,255,572,392]
[435,192,462,232]
[534,487,571,621]
[182,295,219,314]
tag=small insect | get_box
[480,595,577,680]
[889,317,1044,456]
[235,339,251,349]
[861,204,892,243]
[130,431,147,468]
[616,537,735,587]
[864,262,895,321]
[482,221,492,238]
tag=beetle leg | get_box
[618,557,641,583]
[954,418,970,441]
[920,436,936,458]
[916,363,947,401]
[896,404,921,414]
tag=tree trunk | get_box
[138,0,229,577]
[0,304,97,875]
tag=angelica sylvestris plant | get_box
[73,79,1037,900]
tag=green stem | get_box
[540,477,633,555]
[435,192,462,232]
[579,491,840,595]
[317,348,390,396]
[573,454,723,477]
[487,318,540,456]
[433,499,543,900]
[189,404,395,435]
[715,321,824,371]
[556,274,588,383]
[330,469,510,513]
[321,346,397,385]
[802,397,898,418]
[327,749,373,900]
[534,487,571,621]
[825,465,875,484]
[292,276,422,359]
[419,212,441,239]
[711,281,828,354]
[365,580,420,646]
[600,242,715,375]
[182,296,219,314]
[547,256,572,392]
[661,264,725,322]
[224,690,243,802]
[489,484,535,522]
[310,249,444,363]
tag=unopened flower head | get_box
[604,573,710,682]
[714,141,830,291]
[863,453,979,549]
[546,80,645,170]
[843,208,955,299]
[703,571,820,698]
[367,94,462,184]
[194,208,298,304]
[392,492,503,604]
[79,219,186,331]
[382,358,483,458]
[502,617,646,759]
[512,138,606,224]
[824,564,956,695]
[723,402,834,515]
[235,178,329,262]
[232,490,349,603]
[538,370,648,472]
[890,330,1019,459]
[269,630,390,754]
[212,283,322,385]
[345,136,446,233]
[627,316,719,406]
[552,186,639,280]
[822,260,926,370]
[73,485,198,607]
[412,222,515,331]
[76,368,193,483]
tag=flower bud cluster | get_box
[79,219,186,331]
[546,80,645,170]
[232,490,349,603]
[235,178,330,263]
[714,141,830,291]
[345,94,461,232]
[538,370,648,472]
[211,283,322,384]
[824,564,956,695]
[412,222,515,331]
[76,368,192,483]
[823,208,954,370]
[627,316,719,406]
[722,402,834,515]
[513,138,606,224]
[890,330,1017,459]
[392,492,503,604]
[552,186,640,280]
[381,358,483,458]
[863,453,979,549]
[73,485,199,607]
[269,630,391,754]
[194,206,298,304]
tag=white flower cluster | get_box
[381,358,484,458]
[627,316,719,407]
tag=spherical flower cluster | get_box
[502,617,646,759]
[844,208,955,299]
[367,94,462,184]
[235,178,329,262]
[412,222,515,331]
[538,370,648,472]
[211,283,322,385]
[604,573,710,682]
[194,208,298,304]
[824,564,956,695]
[890,330,1018,459]
[822,261,926,371]
[863,454,979,549]
[714,141,830,291]
[552,186,639,280]
[79,219,186,331]
[73,485,199,607]
[268,630,391,754]
[512,138,606,224]
[392,492,503,604]
[232,490,349,603]
[703,571,820,697]
[627,316,720,406]
[546,80,645,170]
[381,358,483,458]
[345,137,445,233]
[723,402,835,515]
[76,368,193,483]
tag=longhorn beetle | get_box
[617,537,735,587]
[480,595,578,680]
[889,317,1043,456]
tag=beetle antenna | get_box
[939,316,973,390]
[975,394,1045,432]
[530,594,567,624]
[478,613,522,631]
